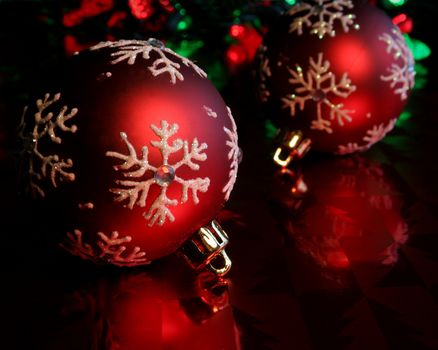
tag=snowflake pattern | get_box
[203,105,217,118]
[281,52,356,134]
[287,0,359,39]
[90,39,207,84]
[18,93,78,197]
[61,230,148,267]
[223,107,239,201]
[106,120,210,227]
[257,45,272,102]
[379,28,415,101]
[336,118,397,154]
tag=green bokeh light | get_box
[205,60,229,91]
[264,120,279,140]
[176,16,192,31]
[233,9,241,17]
[166,39,204,58]
[396,110,412,127]
[384,0,407,7]
[404,35,431,61]
[413,63,429,90]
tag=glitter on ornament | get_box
[61,230,148,266]
[336,118,397,154]
[90,39,207,84]
[106,120,210,227]
[222,107,239,201]
[281,52,356,134]
[18,93,78,197]
[379,28,415,100]
[20,38,239,269]
[286,0,359,39]
[202,105,217,118]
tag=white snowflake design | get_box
[281,52,356,134]
[106,120,210,227]
[287,0,359,39]
[336,118,397,154]
[18,93,78,197]
[61,230,148,267]
[223,107,239,201]
[203,105,217,118]
[90,39,207,84]
[379,28,415,101]
[258,45,272,102]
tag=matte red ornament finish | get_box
[20,40,239,266]
[257,0,415,154]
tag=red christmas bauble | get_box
[19,39,239,266]
[257,0,415,154]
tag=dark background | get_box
[1,1,438,349]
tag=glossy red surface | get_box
[21,42,238,263]
[2,2,438,349]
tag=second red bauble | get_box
[257,0,415,154]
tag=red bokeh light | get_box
[107,11,127,28]
[226,44,248,65]
[230,24,246,39]
[129,0,155,20]
[226,25,263,68]
[392,13,413,33]
[63,0,114,27]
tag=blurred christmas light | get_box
[284,0,297,5]
[414,62,429,75]
[167,39,204,58]
[176,16,192,31]
[392,13,407,25]
[205,61,229,91]
[129,0,154,19]
[392,13,413,33]
[63,0,114,27]
[230,24,245,39]
[158,0,173,12]
[232,9,242,17]
[395,110,412,127]
[404,35,431,61]
[228,24,263,64]
[264,120,278,140]
[413,63,429,89]
[107,11,127,28]
[384,0,408,7]
[226,44,247,66]
[64,35,90,56]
